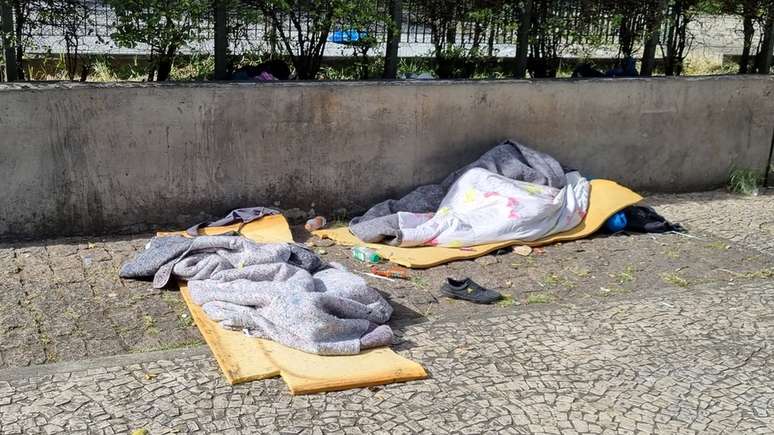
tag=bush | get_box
[728,168,763,195]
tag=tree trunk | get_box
[295,56,318,80]
[0,0,17,81]
[11,0,24,80]
[663,0,682,76]
[674,3,690,76]
[514,0,532,78]
[755,10,774,74]
[382,0,401,79]
[214,0,229,80]
[641,0,667,76]
[487,20,495,57]
[65,34,79,81]
[739,13,754,74]
[617,12,636,58]
[157,59,172,81]
[471,21,482,51]
[156,46,176,81]
[79,62,90,82]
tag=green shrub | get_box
[728,168,762,195]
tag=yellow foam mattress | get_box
[315,179,643,268]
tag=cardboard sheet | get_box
[314,179,643,268]
[164,215,427,394]
[157,214,293,243]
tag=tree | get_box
[337,0,387,79]
[528,0,576,78]
[414,0,508,78]
[659,0,701,75]
[5,0,39,80]
[0,0,17,81]
[414,0,463,78]
[754,1,774,73]
[641,0,669,76]
[245,1,334,79]
[38,0,96,81]
[720,0,759,73]
[514,0,532,78]
[382,0,401,79]
[107,0,210,81]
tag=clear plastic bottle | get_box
[304,216,327,231]
[352,247,381,263]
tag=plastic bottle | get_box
[352,247,381,263]
[304,216,327,232]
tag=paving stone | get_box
[0,280,772,432]
[0,190,773,432]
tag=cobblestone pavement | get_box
[649,189,774,256]
[0,238,201,368]
[1,280,773,434]
[2,189,772,370]
[0,189,772,433]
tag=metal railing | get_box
[17,0,623,56]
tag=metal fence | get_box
[20,0,625,57]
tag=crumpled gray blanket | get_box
[186,206,280,236]
[120,236,393,355]
[349,140,570,245]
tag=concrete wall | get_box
[1,76,772,239]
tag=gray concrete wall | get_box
[1,76,772,239]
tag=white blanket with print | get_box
[396,168,590,247]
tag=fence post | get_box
[514,0,532,79]
[383,0,401,79]
[214,0,228,80]
[0,0,17,82]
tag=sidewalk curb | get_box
[0,346,210,381]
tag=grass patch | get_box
[542,273,575,288]
[738,267,774,279]
[177,313,194,329]
[63,307,80,321]
[598,286,630,298]
[609,265,636,285]
[162,292,194,329]
[706,241,730,250]
[143,315,159,336]
[162,292,185,308]
[683,56,739,75]
[411,276,429,289]
[497,295,516,307]
[728,168,762,195]
[526,292,555,304]
[661,272,690,288]
[570,267,590,278]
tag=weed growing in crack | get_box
[662,272,690,288]
[526,292,555,304]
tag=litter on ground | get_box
[119,140,683,393]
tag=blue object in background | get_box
[605,211,628,233]
[329,30,366,44]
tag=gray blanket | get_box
[120,236,393,355]
[349,140,569,244]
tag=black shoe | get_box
[441,278,502,304]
